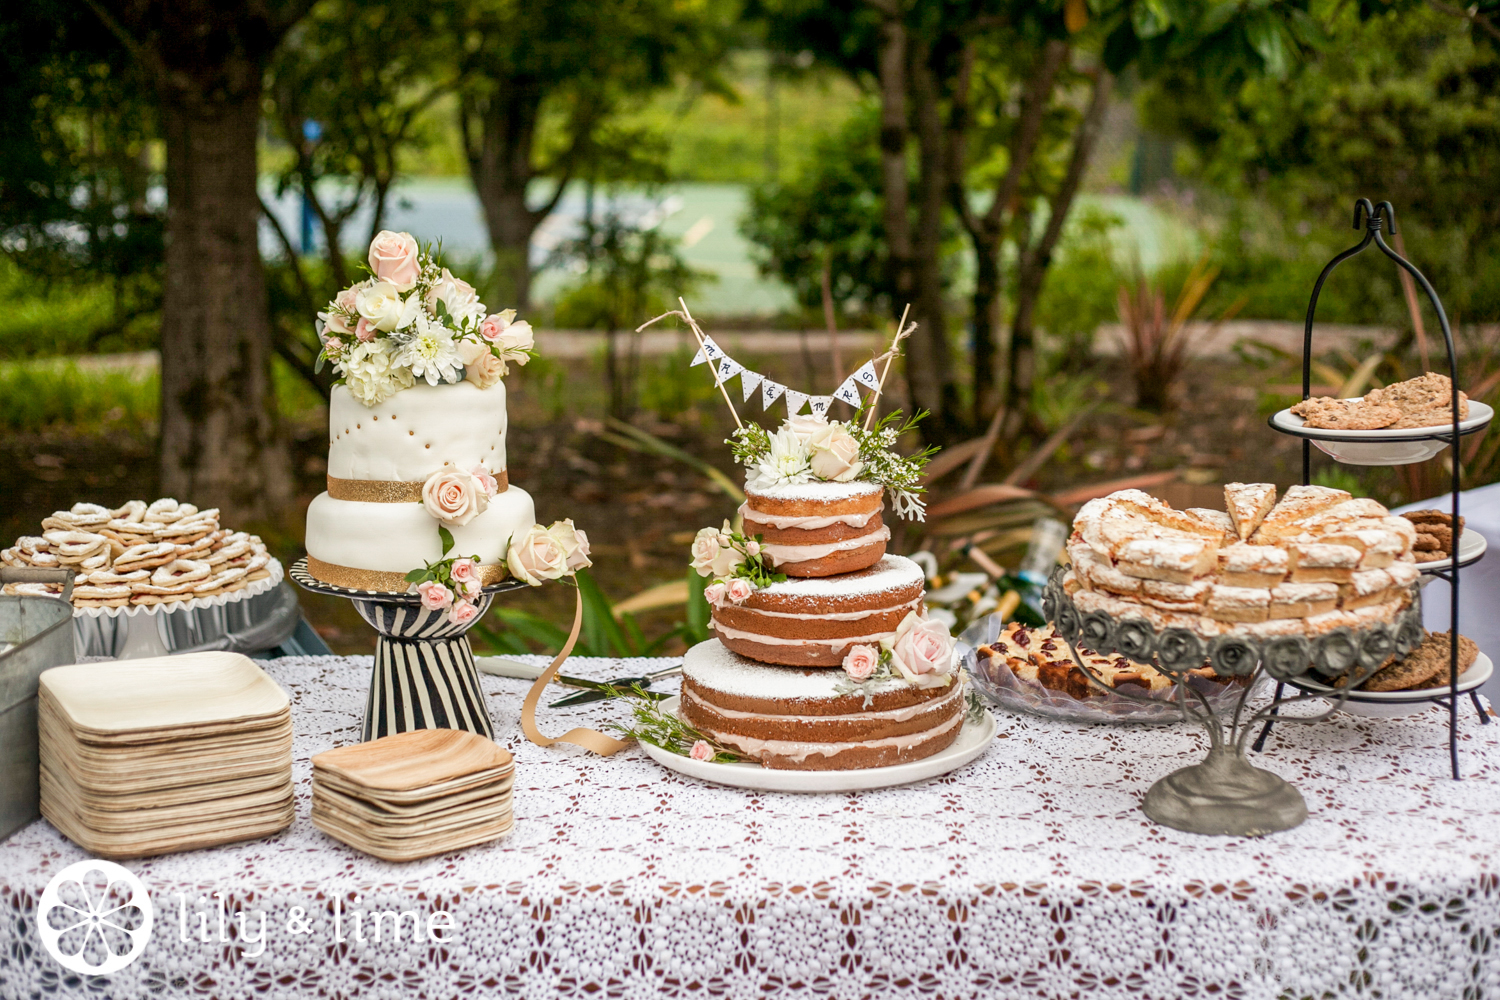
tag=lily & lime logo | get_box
[37,860,154,975]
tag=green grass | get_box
[0,356,325,433]
[0,258,158,360]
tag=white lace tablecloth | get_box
[3,655,1500,1000]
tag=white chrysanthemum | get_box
[340,340,413,405]
[396,314,464,385]
[747,424,813,490]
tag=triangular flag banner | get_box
[809,395,833,418]
[852,360,880,389]
[715,356,743,383]
[690,347,708,367]
[761,380,786,410]
[700,336,725,361]
[833,377,862,406]
[739,370,764,402]
[784,389,809,415]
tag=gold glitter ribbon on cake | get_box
[520,590,631,756]
[327,470,509,502]
[307,555,509,592]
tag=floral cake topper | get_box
[317,231,535,405]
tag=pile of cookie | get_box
[2,500,272,609]
[1401,509,1463,564]
[1290,372,1469,430]
[1354,630,1478,692]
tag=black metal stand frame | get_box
[1251,199,1487,779]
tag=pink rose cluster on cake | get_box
[680,409,963,771]
[304,231,584,597]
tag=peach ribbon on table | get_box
[519,588,632,756]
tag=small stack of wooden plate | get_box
[38,652,294,858]
[311,729,514,861]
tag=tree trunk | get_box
[907,49,959,440]
[1006,67,1114,427]
[464,82,546,311]
[158,82,294,518]
[873,8,914,321]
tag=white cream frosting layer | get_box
[328,382,508,482]
[715,711,962,764]
[741,597,922,621]
[762,526,891,566]
[710,621,894,650]
[740,503,882,531]
[305,487,535,572]
[684,682,963,724]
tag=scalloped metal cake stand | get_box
[1041,571,1421,836]
[290,558,528,742]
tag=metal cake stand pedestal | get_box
[1041,571,1419,836]
[290,558,527,742]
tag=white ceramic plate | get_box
[1290,652,1492,717]
[637,696,997,793]
[1417,528,1488,578]
[1269,399,1493,465]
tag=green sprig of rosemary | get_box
[603,684,752,763]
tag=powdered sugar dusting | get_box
[683,639,907,701]
[757,554,925,599]
[746,480,883,501]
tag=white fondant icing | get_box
[755,555,925,600]
[762,526,890,566]
[683,639,908,701]
[305,487,535,572]
[328,381,508,482]
[740,503,882,531]
[714,711,963,764]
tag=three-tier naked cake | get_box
[679,412,965,770]
[302,230,585,601]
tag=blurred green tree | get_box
[83,0,312,519]
[447,0,737,312]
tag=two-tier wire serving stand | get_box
[1252,199,1493,779]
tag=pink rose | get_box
[422,468,488,527]
[843,644,878,681]
[355,317,376,342]
[726,578,754,604]
[689,740,713,762]
[479,309,534,365]
[323,337,342,352]
[547,519,592,571]
[703,582,727,608]
[450,557,480,585]
[506,524,570,585]
[464,350,505,389]
[418,580,453,611]
[323,312,353,336]
[367,230,421,291]
[448,599,480,626]
[335,287,360,312]
[469,468,499,499]
[885,612,955,685]
[808,421,863,482]
[744,540,761,557]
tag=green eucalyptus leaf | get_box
[438,526,455,555]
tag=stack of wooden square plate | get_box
[311,729,514,861]
[38,652,294,858]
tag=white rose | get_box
[422,468,489,527]
[356,281,417,332]
[785,413,829,446]
[882,611,956,687]
[464,351,504,390]
[506,524,570,585]
[546,518,592,572]
[690,527,723,578]
[808,421,863,482]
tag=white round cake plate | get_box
[1417,529,1487,580]
[638,695,998,793]
[1269,399,1492,466]
[1291,652,1492,718]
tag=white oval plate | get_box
[1417,528,1487,579]
[1270,399,1492,466]
[1290,652,1491,717]
[637,696,998,793]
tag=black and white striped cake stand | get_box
[290,558,528,742]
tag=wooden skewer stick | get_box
[864,303,913,431]
[680,297,743,430]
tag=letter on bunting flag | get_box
[809,396,833,418]
[690,336,726,367]
[852,360,879,388]
[740,370,764,402]
[715,356,743,385]
[833,377,862,406]
[761,380,786,409]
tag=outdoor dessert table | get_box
[3,655,1500,999]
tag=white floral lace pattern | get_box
[2,655,1499,999]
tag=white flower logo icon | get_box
[38,860,153,975]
